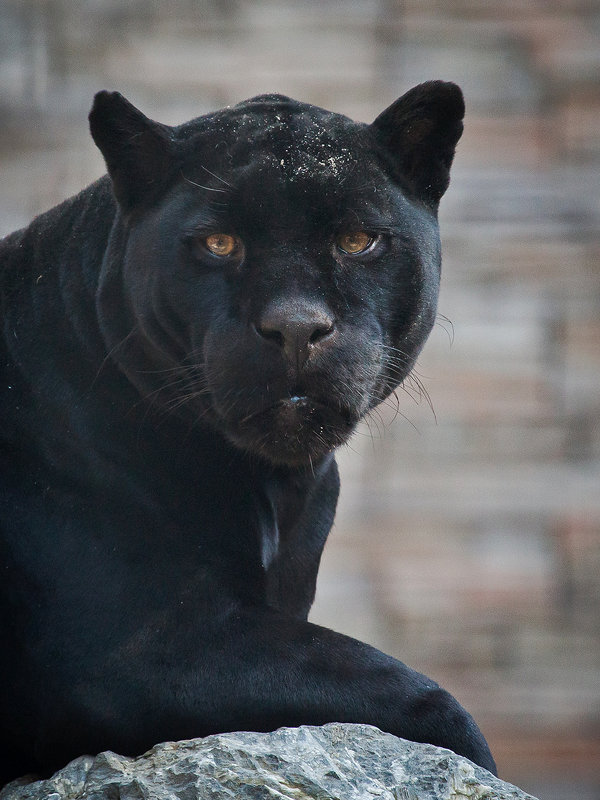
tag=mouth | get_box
[229,394,357,466]
[240,394,334,422]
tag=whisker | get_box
[91,326,139,388]
[435,313,455,346]
[368,400,421,435]
[200,164,234,188]
[182,174,229,194]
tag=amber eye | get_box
[336,232,375,255]
[205,233,239,257]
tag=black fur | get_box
[0,82,496,782]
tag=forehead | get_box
[176,94,374,190]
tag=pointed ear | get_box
[89,91,174,212]
[371,81,465,207]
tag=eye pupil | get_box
[337,232,373,254]
[205,233,237,256]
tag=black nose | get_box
[255,299,335,364]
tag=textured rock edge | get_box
[0,723,539,800]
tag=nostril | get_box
[308,321,335,345]
[255,324,285,348]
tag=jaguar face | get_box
[92,86,463,466]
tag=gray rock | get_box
[0,723,538,800]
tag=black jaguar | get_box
[0,81,496,782]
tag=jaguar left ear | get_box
[371,81,465,207]
[89,91,174,213]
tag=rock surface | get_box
[1,723,538,800]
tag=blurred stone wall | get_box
[1,1,599,798]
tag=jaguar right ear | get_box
[370,81,465,208]
[89,91,175,213]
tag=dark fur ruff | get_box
[0,82,496,781]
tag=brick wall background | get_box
[1,2,599,797]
